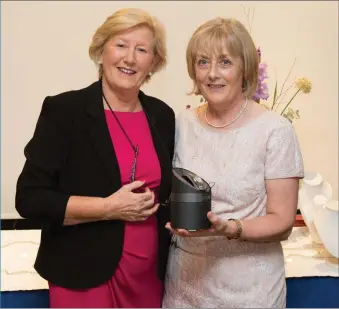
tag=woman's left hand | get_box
[165,211,235,237]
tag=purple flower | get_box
[253,82,269,101]
[258,62,268,81]
[252,62,269,101]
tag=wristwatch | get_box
[228,218,243,239]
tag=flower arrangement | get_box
[252,48,312,123]
[243,6,312,123]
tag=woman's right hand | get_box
[104,181,159,222]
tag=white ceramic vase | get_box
[298,171,333,244]
[314,200,339,258]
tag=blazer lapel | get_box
[84,81,121,188]
[139,91,172,203]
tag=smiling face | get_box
[186,18,260,106]
[194,50,244,107]
[101,25,156,92]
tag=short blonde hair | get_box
[186,18,259,98]
[89,8,167,82]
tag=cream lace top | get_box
[163,108,304,308]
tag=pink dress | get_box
[49,110,163,308]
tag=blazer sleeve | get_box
[169,108,175,162]
[15,96,72,224]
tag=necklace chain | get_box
[204,97,249,129]
[102,91,139,183]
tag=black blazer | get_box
[15,80,175,289]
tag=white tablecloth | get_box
[2,227,338,291]
[1,230,48,291]
[282,227,339,278]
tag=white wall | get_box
[1,1,338,218]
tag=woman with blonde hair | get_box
[15,8,174,308]
[163,17,304,308]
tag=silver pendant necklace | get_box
[204,97,249,129]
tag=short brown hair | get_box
[89,8,167,83]
[186,17,259,98]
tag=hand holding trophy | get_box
[166,168,239,238]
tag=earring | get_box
[148,72,152,77]
[242,79,248,90]
[97,59,103,65]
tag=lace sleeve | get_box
[264,118,304,180]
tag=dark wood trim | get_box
[294,214,306,227]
